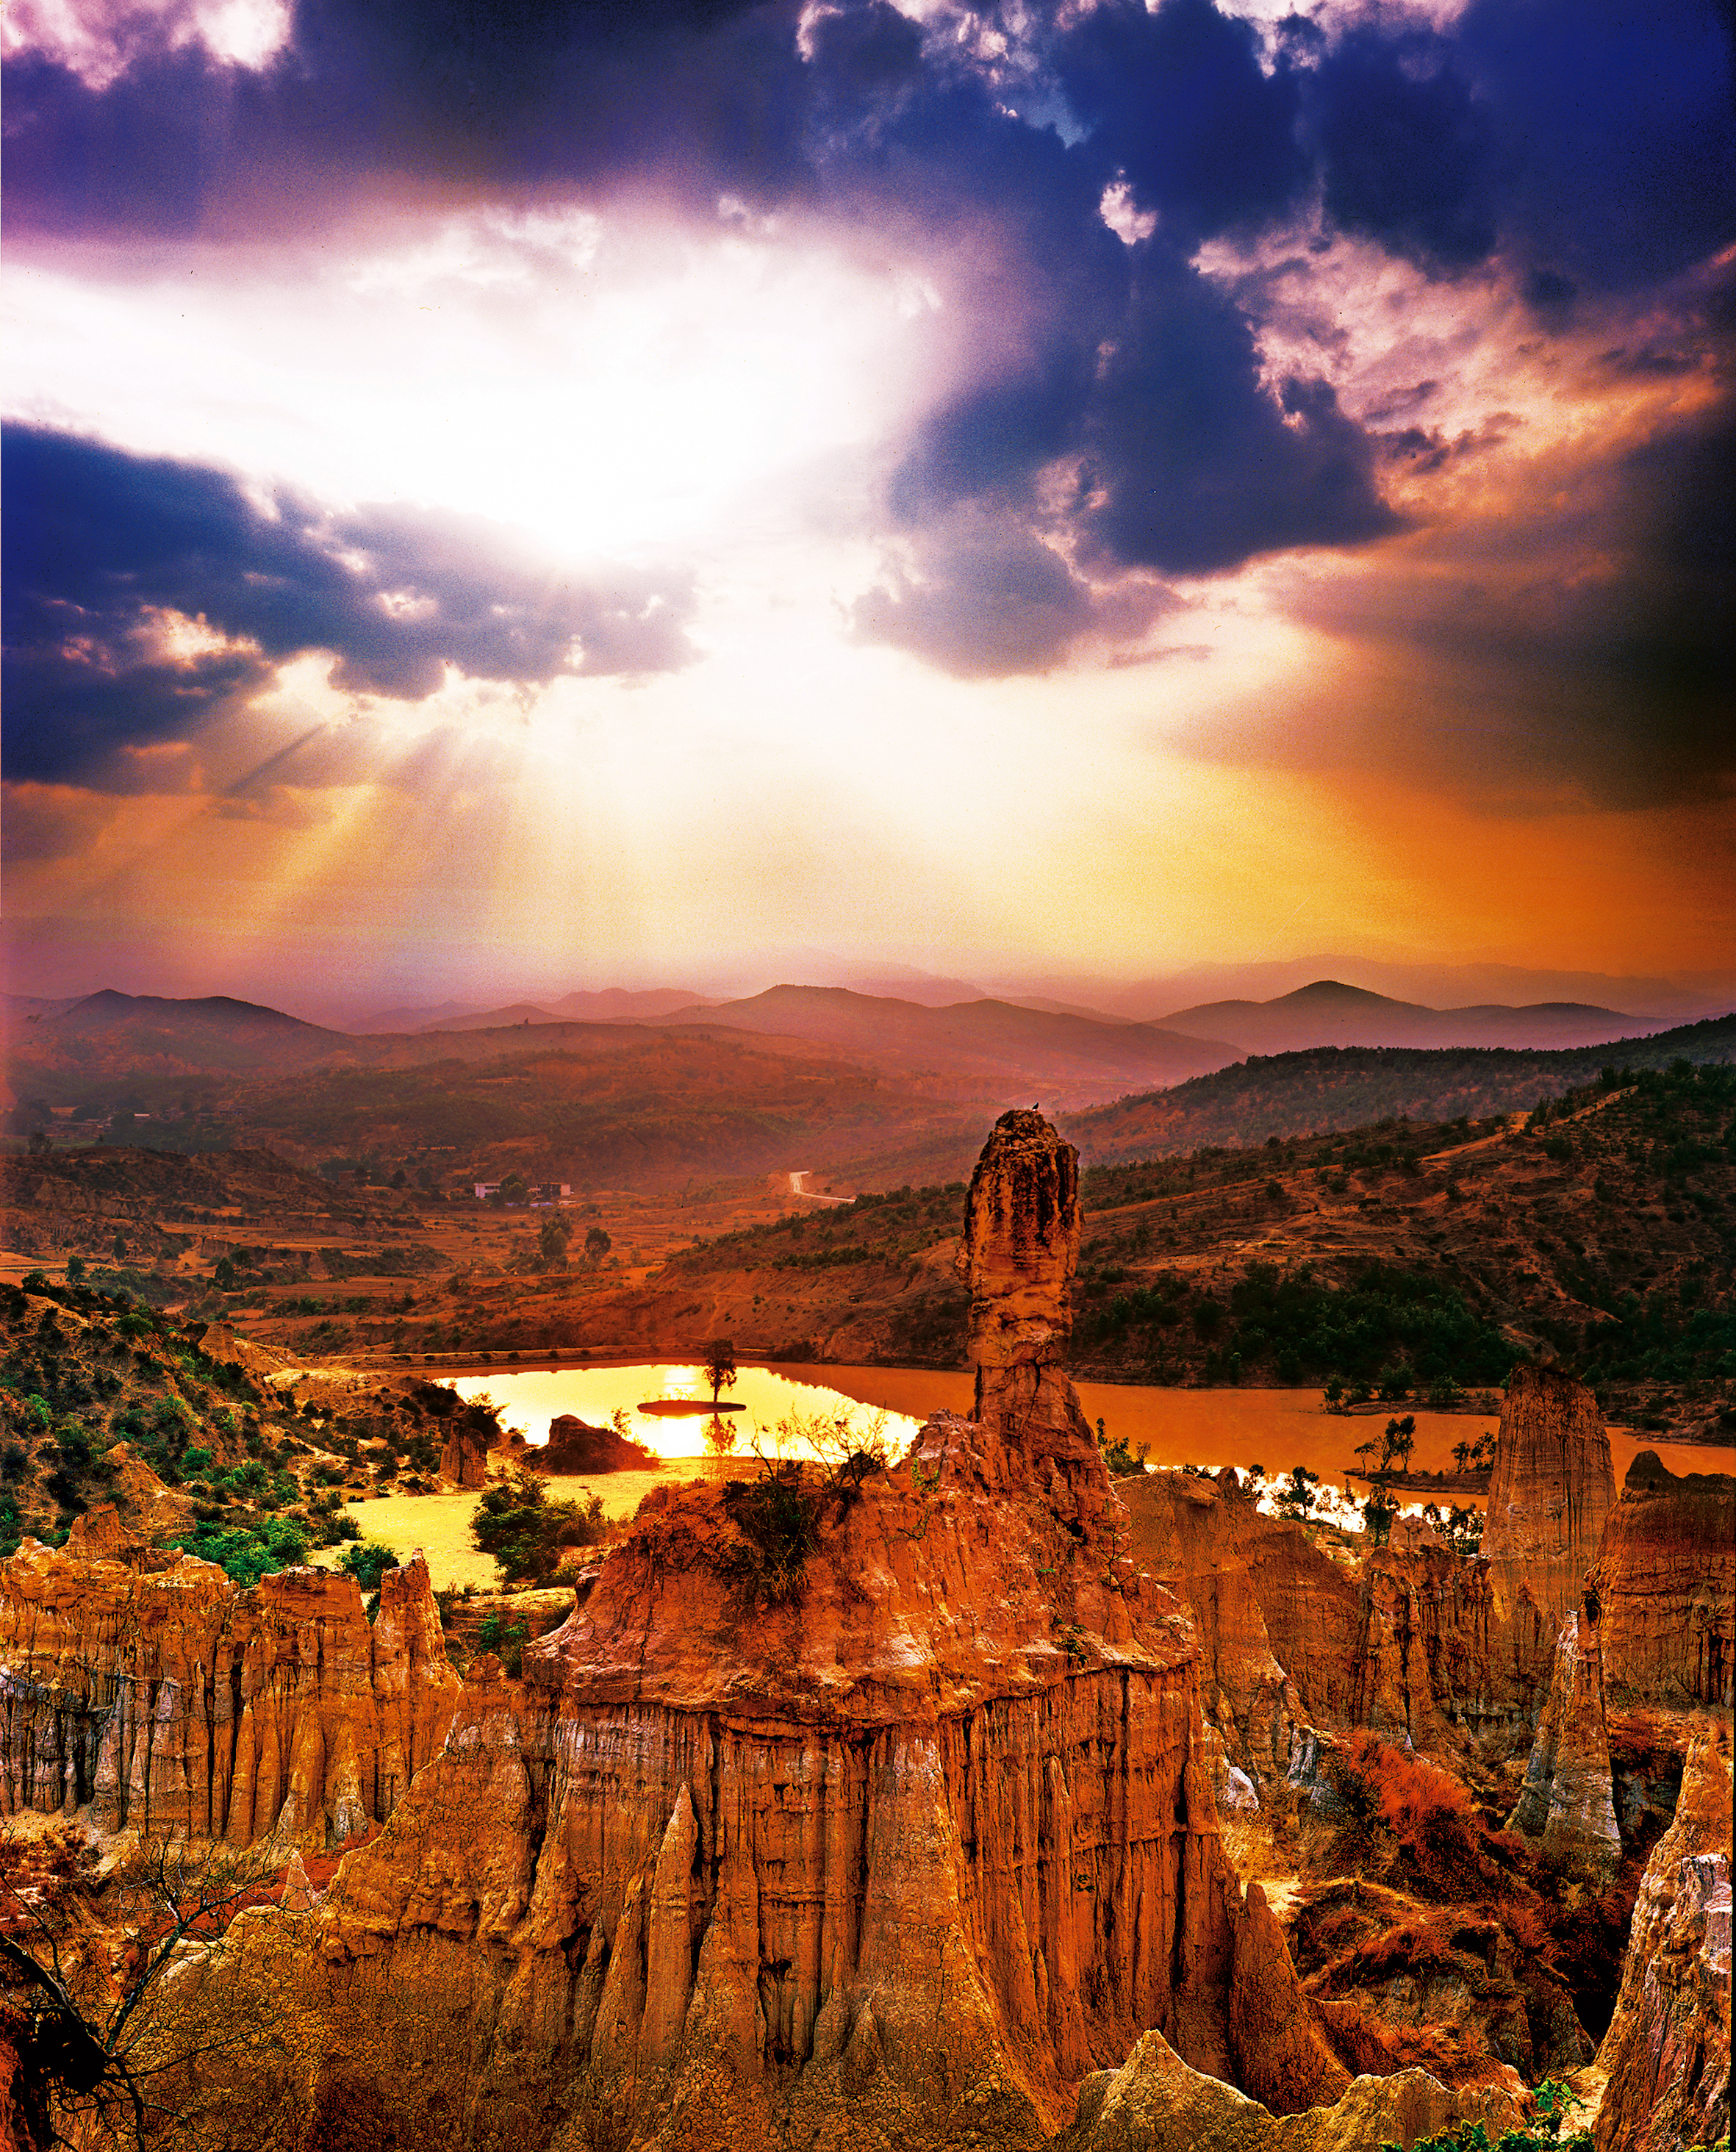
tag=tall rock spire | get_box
[1482,1363,1615,1698]
[956,1108,1102,1477]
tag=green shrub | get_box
[476,1610,530,1676]
[339,1541,398,1593]
[471,1469,604,1585]
[171,1516,309,1585]
[717,1466,819,1607]
[1382,2075,1593,2151]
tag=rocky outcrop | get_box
[142,1112,1349,2151]
[1596,1720,1732,2152]
[440,1419,490,1488]
[1123,1472,1510,1773]
[402,1379,502,1488]
[441,1586,577,1661]
[957,1108,1101,1476]
[1483,1366,1615,1699]
[0,1546,459,1847]
[95,1441,195,1538]
[1227,1883,1352,2112]
[531,1413,659,1474]
[1507,1599,1621,1871]
[1053,2031,1523,2152]
[1591,1452,1735,1708]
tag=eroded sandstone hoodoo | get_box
[1482,1364,1615,1700]
[1507,1597,1621,1871]
[1591,1452,1735,1709]
[144,1113,1361,2151]
[1595,1720,1733,2152]
[957,1108,1100,1478]
[0,1543,459,1846]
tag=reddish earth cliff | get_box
[1591,1452,1735,1709]
[1122,1470,1513,1776]
[1594,1720,1732,2152]
[1482,1363,1615,1700]
[1507,1601,1621,1871]
[0,1542,458,1847]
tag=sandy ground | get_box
[309,1457,719,1589]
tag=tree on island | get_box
[1274,1464,1321,1520]
[703,1338,738,1410]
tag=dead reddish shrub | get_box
[1347,1920,1455,1984]
[1345,1737,1488,1893]
[1503,1897,1551,1956]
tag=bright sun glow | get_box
[5,214,946,563]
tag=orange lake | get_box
[450,1362,1730,1512]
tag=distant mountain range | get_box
[631,984,1237,1105]
[345,988,713,1032]
[1150,978,1649,1055]
[1,976,1696,1106]
[6,986,1733,1196]
[7,991,352,1079]
[990,956,1734,1025]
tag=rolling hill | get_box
[7,991,355,1080]
[1061,1012,1736,1163]
[425,1055,1736,1438]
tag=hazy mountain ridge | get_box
[1155,978,1648,1055]
[634,983,1240,1102]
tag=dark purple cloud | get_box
[1455,0,1736,297]
[889,234,1401,579]
[1,425,697,786]
[1304,24,1498,275]
[1054,0,1308,248]
[10,0,1730,293]
[851,512,1167,675]
[3,0,810,233]
[5,0,1732,693]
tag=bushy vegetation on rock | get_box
[471,1468,605,1585]
[170,1516,311,1585]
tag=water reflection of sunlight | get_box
[449,1363,925,1463]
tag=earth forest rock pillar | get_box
[956,1108,1100,1475]
[1483,1363,1615,1699]
[1507,1597,1621,1872]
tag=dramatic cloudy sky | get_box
[4,0,1733,1014]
